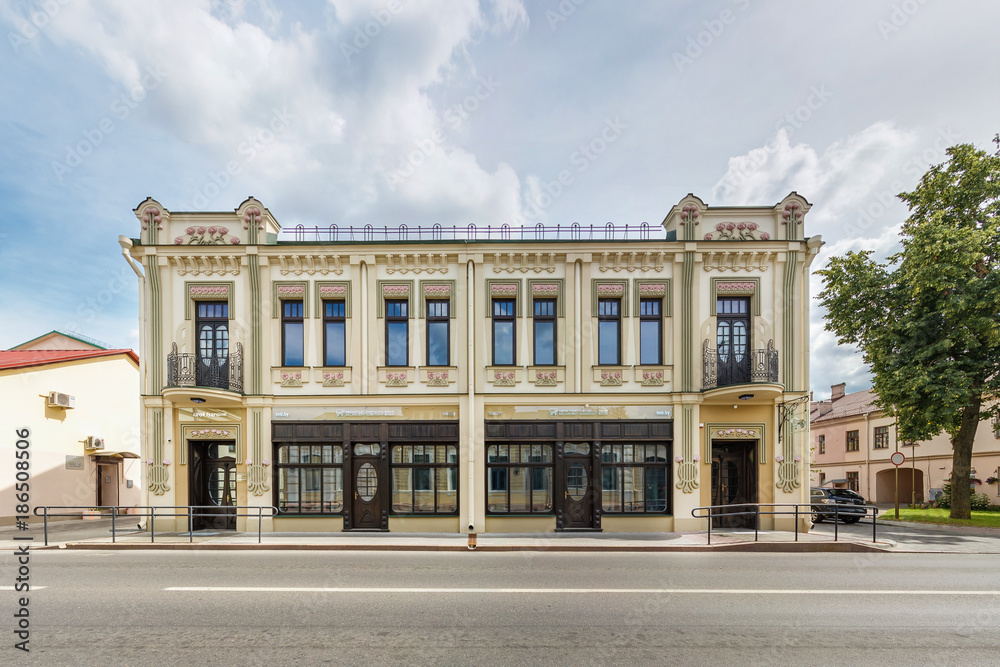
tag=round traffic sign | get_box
[890,452,905,466]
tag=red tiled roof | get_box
[811,388,880,423]
[0,349,138,371]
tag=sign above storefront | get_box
[178,408,238,422]
[485,405,672,420]
[272,406,459,421]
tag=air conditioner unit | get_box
[48,391,75,409]
[85,436,105,451]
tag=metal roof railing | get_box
[281,222,665,243]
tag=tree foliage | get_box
[817,142,1000,519]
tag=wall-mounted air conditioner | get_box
[48,391,76,409]
[85,436,105,450]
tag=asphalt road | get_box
[7,550,1000,665]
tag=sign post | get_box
[891,452,906,519]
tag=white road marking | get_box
[164,586,1000,595]
[0,586,46,590]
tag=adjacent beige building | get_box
[810,383,1000,504]
[123,193,821,533]
[0,333,141,525]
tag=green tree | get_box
[817,142,1000,519]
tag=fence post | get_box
[189,507,194,543]
[43,507,49,546]
[112,506,116,544]
[150,508,155,543]
[794,505,799,542]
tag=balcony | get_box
[166,342,244,393]
[703,339,778,390]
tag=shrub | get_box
[937,480,992,510]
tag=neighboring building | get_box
[810,383,1000,503]
[0,334,141,525]
[123,193,821,533]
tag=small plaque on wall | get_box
[65,455,85,470]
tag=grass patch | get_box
[878,507,1000,529]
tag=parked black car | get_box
[810,487,868,523]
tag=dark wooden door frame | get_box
[710,440,758,529]
[189,441,237,530]
[344,440,389,531]
[555,438,602,531]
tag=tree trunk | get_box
[949,396,982,520]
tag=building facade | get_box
[0,334,141,525]
[810,383,1000,504]
[123,193,821,533]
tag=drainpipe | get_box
[118,236,146,521]
[864,411,871,500]
[467,259,477,537]
[360,261,368,395]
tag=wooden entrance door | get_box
[710,441,757,529]
[351,443,384,529]
[189,442,237,530]
[562,456,594,528]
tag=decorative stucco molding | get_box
[702,251,775,273]
[277,285,305,297]
[703,221,771,241]
[600,370,622,386]
[531,283,559,297]
[596,283,625,298]
[382,283,410,298]
[280,371,303,387]
[424,283,452,298]
[387,252,449,274]
[322,371,345,387]
[174,225,241,246]
[425,371,450,386]
[490,282,518,297]
[711,427,761,440]
[492,252,556,273]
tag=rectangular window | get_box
[533,299,556,366]
[486,444,552,514]
[385,299,408,366]
[426,300,449,366]
[275,444,344,514]
[601,444,670,513]
[598,298,620,365]
[818,434,826,454]
[391,444,458,514]
[639,298,662,365]
[846,471,859,492]
[873,426,889,449]
[492,299,516,366]
[323,300,346,367]
[818,472,826,486]
[282,300,304,366]
[846,430,860,452]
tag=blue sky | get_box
[2,0,999,398]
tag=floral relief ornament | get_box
[174,226,241,245]
[141,206,163,231]
[704,221,770,241]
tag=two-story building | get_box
[122,192,821,533]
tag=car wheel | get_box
[811,510,823,524]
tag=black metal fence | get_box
[703,339,779,389]
[691,503,881,544]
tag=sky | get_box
[2,0,998,400]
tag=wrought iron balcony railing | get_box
[702,339,778,390]
[167,342,244,393]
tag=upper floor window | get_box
[873,425,889,449]
[323,300,346,367]
[846,430,860,452]
[818,434,826,454]
[385,300,408,366]
[639,298,662,365]
[426,300,450,366]
[282,300,304,366]
[533,299,556,366]
[598,298,620,365]
[493,299,516,366]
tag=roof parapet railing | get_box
[278,223,666,242]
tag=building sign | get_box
[485,405,673,420]
[178,408,238,422]
[272,406,459,421]
[65,455,85,470]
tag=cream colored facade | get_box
[0,346,141,525]
[124,193,821,533]
[811,385,1000,504]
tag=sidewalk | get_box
[1,518,888,553]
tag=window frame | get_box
[390,444,459,515]
[532,298,556,366]
[846,430,860,452]
[600,443,671,514]
[485,444,553,515]
[597,298,621,366]
[273,443,344,515]
[281,300,305,367]
[385,299,409,367]
[846,471,860,492]
[638,298,662,366]
[818,434,826,455]
[873,425,889,449]
[323,299,346,367]
[492,298,516,366]
[425,299,450,367]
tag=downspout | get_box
[575,259,582,393]
[360,261,368,395]
[864,411,871,501]
[467,259,476,534]
[118,236,146,517]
